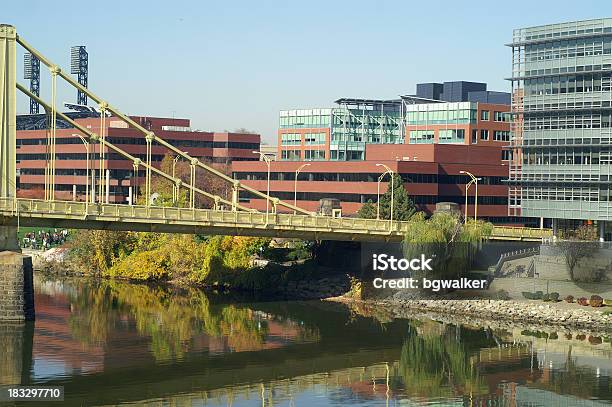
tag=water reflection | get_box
[0,275,610,406]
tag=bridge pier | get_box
[0,321,34,385]
[0,248,35,322]
[0,226,34,322]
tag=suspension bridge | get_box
[0,24,551,249]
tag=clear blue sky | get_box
[6,1,611,143]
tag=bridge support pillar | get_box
[0,26,30,322]
[0,25,17,204]
[0,250,35,322]
[0,321,34,384]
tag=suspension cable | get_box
[16,34,311,215]
[18,81,253,211]
[145,133,152,206]
[50,66,58,200]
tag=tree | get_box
[357,200,377,219]
[148,153,232,209]
[402,211,493,289]
[357,174,416,221]
[557,224,599,281]
[233,128,257,134]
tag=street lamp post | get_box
[460,171,482,222]
[294,163,311,214]
[171,152,189,205]
[253,151,273,223]
[376,163,394,224]
[71,133,89,211]
[172,155,180,204]
[376,173,385,220]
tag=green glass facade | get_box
[509,18,612,227]
[279,101,402,161]
[330,102,402,160]
[404,102,477,125]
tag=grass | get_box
[17,226,71,249]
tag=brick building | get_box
[16,113,260,203]
[233,143,534,226]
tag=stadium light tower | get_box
[70,46,88,106]
[23,53,40,114]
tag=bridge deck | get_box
[0,198,552,242]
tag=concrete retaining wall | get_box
[490,277,612,300]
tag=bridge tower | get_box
[0,24,34,322]
[0,24,17,251]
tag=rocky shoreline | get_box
[328,296,612,333]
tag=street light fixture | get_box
[376,163,394,224]
[71,133,89,211]
[253,151,273,222]
[376,173,385,220]
[460,170,482,222]
[294,163,310,213]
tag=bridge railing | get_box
[1,197,407,235]
[490,226,553,240]
[0,197,552,241]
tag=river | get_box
[0,275,611,406]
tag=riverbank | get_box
[328,295,612,333]
[30,245,352,300]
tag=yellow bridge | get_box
[0,198,552,242]
[0,25,552,247]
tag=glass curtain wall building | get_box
[508,18,612,236]
[330,99,403,160]
[278,99,403,161]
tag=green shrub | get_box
[534,291,543,300]
[542,294,550,302]
[522,291,533,300]
[549,292,560,302]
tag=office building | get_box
[278,81,511,161]
[16,113,260,203]
[507,18,612,238]
[232,143,532,225]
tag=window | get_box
[304,132,326,145]
[281,133,301,146]
[502,150,512,160]
[304,149,325,160]
[438,129,465,143]
[281,149,301,160]
[409,130,434,144]
[471,129,478,143]
[480,129,489,140]
[493,130,510,141]
[480,110,490,121]
[494,111,509,122]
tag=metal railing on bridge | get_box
[0,198,553,242]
